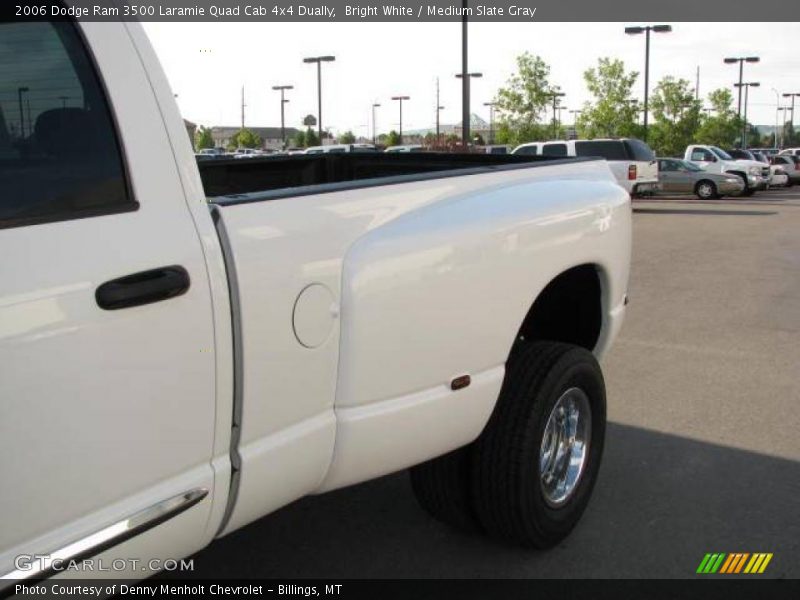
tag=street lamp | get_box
[545,88,565,139]
[456,71,482,145]
[272,85,293,149]
[734,82,760,148]
[783,92,800,129]
[372,103,381,145]
[483,101,496,145]
[777,107,789,148]
[436,104,445,146]
[625,24,672,142]
[724,56,759,118]
[303,55,335,144]
[17,86,29,138]
[391,96,410,144]
[556,106,567,139]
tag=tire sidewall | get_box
[696,180,715,200]
[518,353,606,541]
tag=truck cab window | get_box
[542,143,567,157]
[0,20,135,229]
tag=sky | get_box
[142,21,800,138]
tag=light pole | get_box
[569,109,582,140]
[783,92,800,130]
[734,81,759,148]
[17,86,29,138]
[460,0,470,146]
[372,103,381,145]
[483,101,496,145]
[724,56,759,118]
[556,106,567,138]
[303,55,335,144]
[777,107,789,148]
[272,85,293,149]
[456,72,482,145]
[546,88,565,139]
[391,96,410,144]
[625,24,672,142]
[436,104,445,146]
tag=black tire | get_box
[409,445,480,532]
[471,341,606,548]
[695,180,718,200]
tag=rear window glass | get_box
[624,139,655,161]
[542,143,566,157]
[575,141,628,160]
[514,145,538,155]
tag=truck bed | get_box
[200,152,592,202]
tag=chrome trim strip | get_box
[210,206,244,537]
[1,488,208,582]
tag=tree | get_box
[494,52,555,146]
[647,76,702,156]
[292,129,306,148]
[695,88,741,149]
[226,128,261,150]
[304,127,320,147]
[782,120,798,147]
[194,126,214,150]
[339,130,356,144]
[577,58,641,139]
[386,130,402,146]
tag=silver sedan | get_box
[657,158,745,199]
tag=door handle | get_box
[96,266,190,310]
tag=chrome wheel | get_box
[697,182,715,199]
[539,387,592,507]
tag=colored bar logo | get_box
[696,553,773,574]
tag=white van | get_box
[512,138,660,195]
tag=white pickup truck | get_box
[684,144,770,196]
[0,18,630,582]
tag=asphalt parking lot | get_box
[182,188,800,579]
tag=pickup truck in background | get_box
[512,138,660,197]
[684,144,770,196]
[0,18,630,582]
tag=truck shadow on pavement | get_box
[174,423,799,579]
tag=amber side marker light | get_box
[451,375,471,391]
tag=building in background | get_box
[210,125,301,151]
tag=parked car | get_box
[512,138,660,196]
[198,147,226,156]
[735,149,794,188]
[233,148,267,159]
[748,147,779,158]
[482,145,510,154]
[684,145,769,195]
[778,147,800,157]
[305,143,378,154]
[385,144,425,153]
[0,18,631,584]
[769,167,789,188]
[657,158,745,199]
[771,154,800,186]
